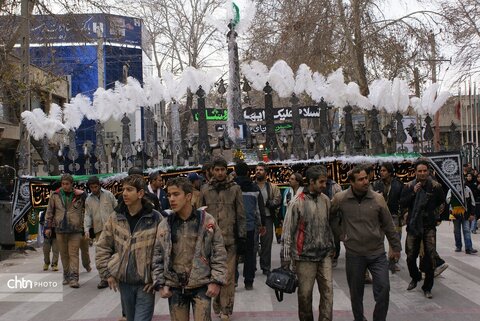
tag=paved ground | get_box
[1,222,480,321]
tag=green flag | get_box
[232,2,240,27]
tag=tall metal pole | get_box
[429,31,440,152]
[460,87,464,146]
[227,23,248,148]
[475,84,478,148]
[470,81,474,145]
[196,87,209,164]
[263,83,279,159]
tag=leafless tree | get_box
[246,0,439,96]
[435,0,480,83]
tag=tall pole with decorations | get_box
[227,3,248,152]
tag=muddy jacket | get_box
[200,176,246,246]
[282,191,334,262]
[84,188,118,234]
[400,177,445,234]
[95,200,162,284]
[151,208,227,289]
[45,188,86,234]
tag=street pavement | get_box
[1,222,480,321]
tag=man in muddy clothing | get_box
[152,177,227,321]
[200,157,246,321]
[96,175,162,321]
[45,174,87,288]
[400,158,446,299]
[282,165,335,321]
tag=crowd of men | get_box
[40,156,477,321]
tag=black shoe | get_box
[97,280,109,289]
[262,269,270,276]
[407,280,418,291]
[245,283,253,290]
[424,290,433,299]
[455,248,462,252]
[466,249,478,254]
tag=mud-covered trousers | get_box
[168,286,212,321]
[213,244,236,316]
[406,227,436,292]
[296,257,333,321]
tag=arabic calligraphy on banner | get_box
[191,106,320,122]
[215,123,293,133]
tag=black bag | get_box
[265,267,298,302]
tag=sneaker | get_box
[43,264,49,271]
[466,249,478,254]
[69,280,80,288]
[245,283,253,290]
[424,290,433,299]
[52,264,59,271]
[97,280,109,289]
[434,263,448,278]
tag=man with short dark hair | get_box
[331,165,401,321]
[234,161,266,290]
[400,158,445,299]
[153,177,227,321]
[373,162,404,272]
[282,165,334,321]
[96,174,161,321]
[254,162,281,275]
[200,157,246,321]
[148,171,169,210]
[45,174,87,288]
[84,176,118,289]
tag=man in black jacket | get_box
[400,158,445,299]
[373,162,404,272]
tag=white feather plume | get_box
[325,68,347,107]
[414,83,451,115]
[241,61,269,91]
[309,72,328,102]
[390,78,410,113]
[268,60,295,98]
[294,64,313,95]
[143,75,166,106]
[64,94,91,130]
[21,106,66,140]
[346,82,372,109]
[368,78,392,110]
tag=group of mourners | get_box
[39,156,474,321]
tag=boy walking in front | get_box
[96,175,162,321]
[153,177,227,321]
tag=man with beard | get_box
[200,157,246,321]
[254,162,281,276]
[400,158,445,299]
[282,165,335,321]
